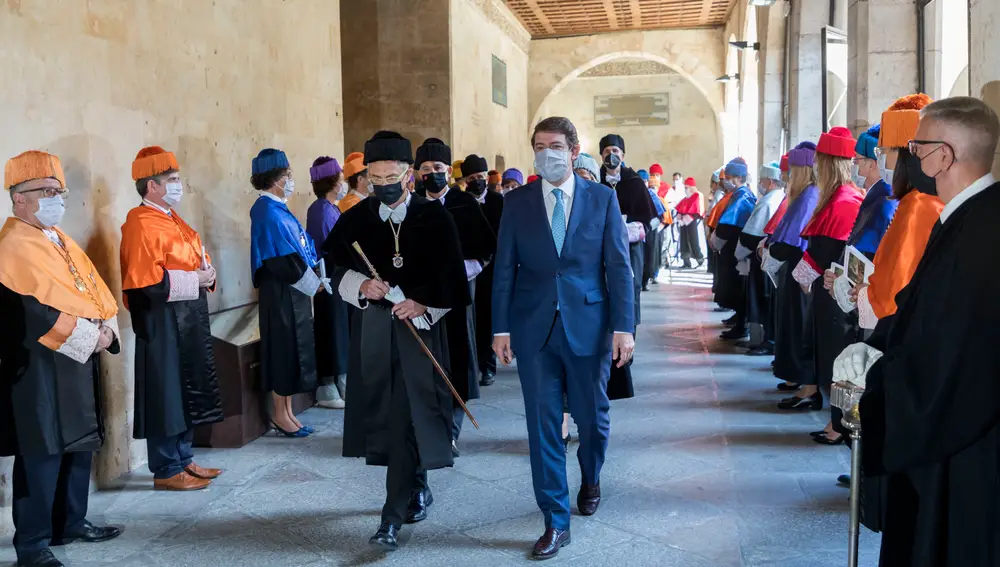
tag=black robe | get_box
[770,243,814,384]
[440,189,497,402]
[740,233,767,326]
[600,167,652,401]
[679,219,704,262]
[713,223,745,312]
[0,284,118,457]
[313,254,351,381]
[474,189,504,378]
[324,195,471,470]
[804,235,852,387]
[858,184,1000,567]
[253,253,318,396]
[125,275,223,439]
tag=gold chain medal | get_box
[389,221,403,268]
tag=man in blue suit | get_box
[492,116,636,560]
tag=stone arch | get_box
[528,50,724,167]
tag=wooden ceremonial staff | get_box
[351,241,480,430]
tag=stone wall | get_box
[527,28,726,131]
[340,0,452,153]
[450,0,532,173]
[0,0,344,535]
[534,73,722,189]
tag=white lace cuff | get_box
[857,286,879,329]
[167,270,200,302]
[102,316,121,345]
[56,318,101,364]
[291,266,321,297]
[425,307,450,326]
[710,233,726,251]
[791,258,821,287]
[338,269,369,309]
[735,241,753,261]
[464,260,483,281]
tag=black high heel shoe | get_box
[777,392,823,411]
[270,420,310,438]
[812,432,845,446]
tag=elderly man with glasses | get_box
[0,150,123,567]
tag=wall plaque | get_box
[492,55,507,107]
[594,93,670,127]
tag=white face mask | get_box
[877,154,893,185]
[674,179,683,190]
[723,179,737,191]
[533,149,571,184]
[281,178,295,198]
[850,164,865,188]
[35,195,66,228]
[336,181,349,200]
[163,181,184,207]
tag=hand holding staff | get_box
[351,241,480,430]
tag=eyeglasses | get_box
[908,139,951,159]
[851,156,874,165]
[369,169,411,186]
[19,187,67,198]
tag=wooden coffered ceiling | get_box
[503,0,737,38]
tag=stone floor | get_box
[2,270,881,566]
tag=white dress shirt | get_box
[260,191,287,204]
[542,174,576,230]
[142,199,172,215]
[379,192,411,223]
[940,173,996,224]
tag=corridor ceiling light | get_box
[729,41,761,51]
[748,0,777,6]
[716,74,741,83]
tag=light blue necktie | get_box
[551,188,566,256]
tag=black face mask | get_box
[374,181,405,206]
[903,152,938,196]
[603,153,622,169]
[466,177,486,196]
[420,172,449,195]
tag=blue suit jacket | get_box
[491,175,635,357]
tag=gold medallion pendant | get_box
[74,278,88,292]
[392,254,404,269]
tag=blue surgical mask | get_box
[35,195,66,228]
[534,149,571,184]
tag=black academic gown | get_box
[440,188,497,402]
[740,233,767,326]
[313,256,351,381]
[125,274,223,439]
[770,244,814,384]
[325,195,470,471]
[713,222,745,312]
[0,284,118,457]
[601,167,656,400]
[253,254,318,396]
[474,189,504,378]
[805,236,852,387]
[859,184,1000,567]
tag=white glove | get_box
[833,274,856,313]
[320,277,333,295]
[736,258,750,276]
[384,285,431,330]
[832,342,884,388]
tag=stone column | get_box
[340,0,452,151]
[787,0,829,144]
[969,0,1000,175]
[757,2,789,162]
[847,0,919,134]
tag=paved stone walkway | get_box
[2,271,881,566]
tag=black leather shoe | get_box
[813,432,845,446]
[576,483,601,516]
[479,373,495,387]
[777,392,823,410]
[406,488,434,523]
[17,549,63,567]
[722,314,738,326]
[776,382,800,392]
[745,346,774,356]
[837,474,851,487]
[531,528,570,560]
[713,306,733,313]
[51,521,122,545]
[368,522,399,552]
[720,327,749,340]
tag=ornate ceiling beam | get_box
[524,0,556,34]
[603,0,620,29]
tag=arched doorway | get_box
[532,55,723,186]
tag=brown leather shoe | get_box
[577,483,601,516]
[154,471,210,491]
[185,463,223,480]
[531,528,570,560]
